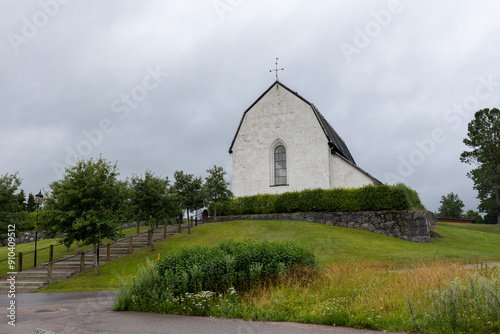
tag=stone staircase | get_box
[0,223,192,293]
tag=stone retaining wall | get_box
[209,210,437,243]
[10,230,45,245]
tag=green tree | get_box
[463,209,483,224]
[173,171,203,234]
[460,108,500,224]
[16,189,26,211]
[40,157,122,275]
[437,192,464,218]
[27,192,35,213]
[479,195,498,224]
[0,172,23,243]
[203,165,232,221]
[115,180,130,224]
[128,170,176,224]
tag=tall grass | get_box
[114,256,499,332]
[232,260,500,333]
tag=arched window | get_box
[274,145,287,185]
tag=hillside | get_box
[36,220,500,292]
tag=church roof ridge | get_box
[229,81,357,165]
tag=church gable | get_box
[230,80,379,198]
[229,81,355,165]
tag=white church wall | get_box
[331,154,375,188]
[232,83,332,197]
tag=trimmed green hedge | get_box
[217,184,425,216]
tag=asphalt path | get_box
[0,291,403,334]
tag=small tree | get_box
[128,170,176,225]
[463,210,483,224]
[16,189,26,211]
[203,165,232,221]
[40,157,121,275]
[0,172,24,243]
[173,171,203,234]
[27,192,35,213]
[460,108,500,224]
[437,192,464,219]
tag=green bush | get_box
[114,240,318,313]
[218,184,425,216]
[155,240,317,296]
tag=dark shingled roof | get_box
[229,80,356,165]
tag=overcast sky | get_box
[2,0,499,213]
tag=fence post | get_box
[76,240,80,255]
[80,252,85,273]
[47,245,54,285]
[107,243,111,262]
[136,222,140,235]
[164,223,167,239]
[18,252,22,272]
[148,229,151,246]
[129,236,133,254]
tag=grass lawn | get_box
[438,221,500,234]
[36,220,500,292]
[0,225,153,275]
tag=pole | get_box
[80,252,85,273]
[47,245,53,285]
[34,231,38,267]
[34,202,39,267]
[18,252,22,272]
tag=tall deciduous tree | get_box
[203,165,232,221]
[0,172,23,243]
[40,157,122,275]
[437,192,464,219]
[173,171,203,234]
[460,108,500,224]
[128,170,176,224]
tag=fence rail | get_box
[1,221,184,273]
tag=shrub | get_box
[218,184,425,216]
[114,240,318,313]
[274,191,301,213]
[155,240,317,296]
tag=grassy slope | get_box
[36,220,500,293]
[438,221,500,234]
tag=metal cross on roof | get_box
[269,57,284,80]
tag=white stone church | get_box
[229,80,380,198]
